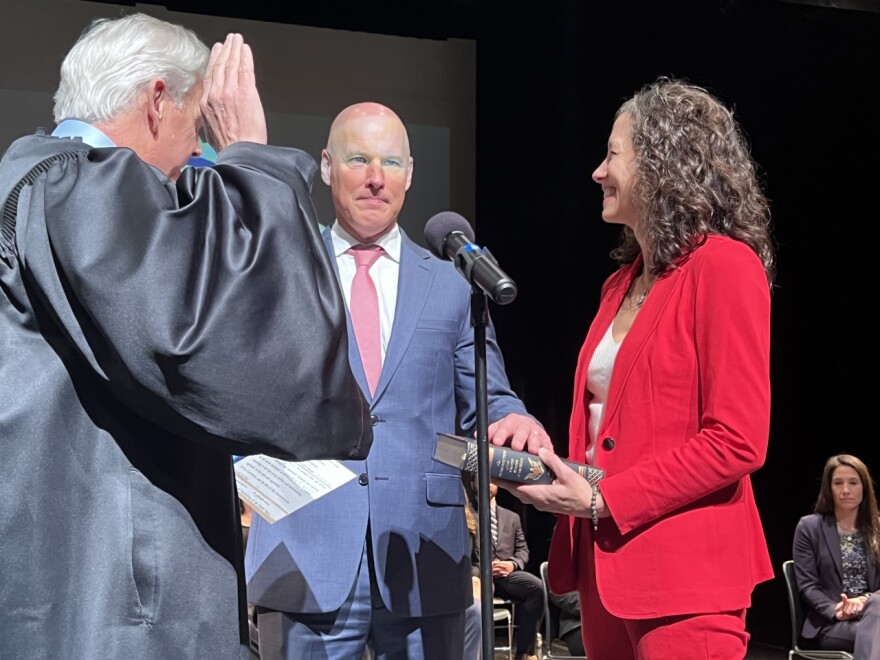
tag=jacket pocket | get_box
[425,472,466,506]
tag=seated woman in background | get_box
[793,454,880,658]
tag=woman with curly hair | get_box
[793,454,880,657]
[494,78,776,658]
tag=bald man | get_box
[244,102,547,660]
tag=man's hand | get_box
[487,413,552,454]
[492,560,516,578]
[201,33,267,151]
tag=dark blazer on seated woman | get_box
[792,513,880,640]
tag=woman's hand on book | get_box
[499,448,600,519]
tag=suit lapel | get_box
[323,227,436,404]
[869,547,880,591]
[371,230,433,402]
[498,508,512,554]
[601,257,684,429]
[568,263,634,462]
[820,515,844,582]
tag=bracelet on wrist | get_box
[591,485,599,531]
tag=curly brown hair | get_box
[814,454,880,566]
[610,78,775,286]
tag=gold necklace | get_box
[837,522,858,533]
[629,274,653,309]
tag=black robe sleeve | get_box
[12,136,371,460]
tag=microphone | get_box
[424,212,517,305]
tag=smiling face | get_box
[592,112,641,229]
[321,104,413,243]
[831,465,864,517]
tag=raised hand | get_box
[200,33,268,151]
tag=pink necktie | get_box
[348,245,384,395]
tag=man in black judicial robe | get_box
[0,14,370,660]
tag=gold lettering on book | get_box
[495,449,547,481]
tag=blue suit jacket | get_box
[245,227,529,617]
[792,513,880,638]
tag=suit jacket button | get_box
[358,473,369,486]
[370,415,379,426]
[601,437,615,451]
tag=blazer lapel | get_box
[869,548,879,591]
[820,515,844,582]
[370,230,433,402]
[601,257,683,429]
[569,262,635,462]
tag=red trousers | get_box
[579,544,749,659]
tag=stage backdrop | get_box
[3,0,879,650]
[0,0,475,245]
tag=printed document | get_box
[234,455,356,523]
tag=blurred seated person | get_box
[239,499,258,652]
[464,494,483,659]
[240,498,253,550]
[490,482,543,660]
[792,454,880,659]
[548,589,584,656]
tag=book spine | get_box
[565,461,591,479]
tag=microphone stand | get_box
[470,286,496,660]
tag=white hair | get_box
[53,13,209,124]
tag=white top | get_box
[330,222,401,363]
[585,322,621,464]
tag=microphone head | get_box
[424,211,475,259]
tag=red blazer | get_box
[548,235,774,618]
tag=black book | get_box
[433,432,604,487]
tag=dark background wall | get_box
[4,0,879,648]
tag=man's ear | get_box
[405,156,414,191]
[145,79,167,138]
[320,149,332,185]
